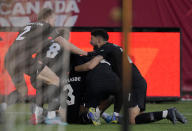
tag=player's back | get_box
[94,43,123,80]
[38,39,65,77]
[5,22,53,65]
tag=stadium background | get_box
[0,0,191,131]
[0,0,191,100]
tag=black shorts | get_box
[4,53,45,86]
[129,78,147,112]
[85,70,121,108]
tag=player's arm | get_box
[55,36,87,56]
[75,55,103,72]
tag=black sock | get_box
[135,111,163,124]
[48,97,60,111]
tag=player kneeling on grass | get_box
[73,54,122,126]
[101,58,187,124]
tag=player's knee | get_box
[37,66,60,86]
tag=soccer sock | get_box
[0,103,7,112]
[34,105,43,116]
[162,110,168,118]
[96,107,101,114]
[47,111,56,119]
[113,112,119,117]
[135,111,163,124]
[102,112,110,119]
[48,97,60,111]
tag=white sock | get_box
[162,110,168,118]
[95,107,101,119]
[34,106,43,116]
[0,103,7,111]
[102,112,110,119]
[113,112,119,117]
[96,107,101,114]
[47,111,56,119]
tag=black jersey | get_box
[5,22,55,69]
[65,54,87,123]
[89,43,123,80]
[132,63,145,83]
[65,72,86,123]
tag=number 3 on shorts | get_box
[64,84,75,105]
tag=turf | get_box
[0,101,191,131]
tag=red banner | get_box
[0,31,181,98]
[1,0,191,92]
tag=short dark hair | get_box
[38,8,54,21]
[91,29,109,41]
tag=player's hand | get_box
[55,36,65,43]
[82,52,88,56]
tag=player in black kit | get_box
[88,29,123,123]
[73,54,122,125]
[89,29,187,125]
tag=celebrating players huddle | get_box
[0,8,187,126]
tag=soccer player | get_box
[88,29,123,123]
[74,55,122,126]
[100,57,187,125]
[0,8,87,123]
[88,29,187,125]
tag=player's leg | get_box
[99,96,114,123]
[44,86,67,125]
[129,79,187,124]
[30,77,46,125]
[30,75,61,125]
[111,77,122,124]
[36,65,60,87]
[84,81,103,126]
[133,107,177,124]
[0,66,28,116]
[86,76,121,125]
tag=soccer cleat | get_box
[174,108,187,124]
[88,107,101,126]
[30,105,44,125]
[166,108,177,124]
[30,113,44,125]
[45,117,68,126]
[111,112,119,124]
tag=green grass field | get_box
[0,101,191,131]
